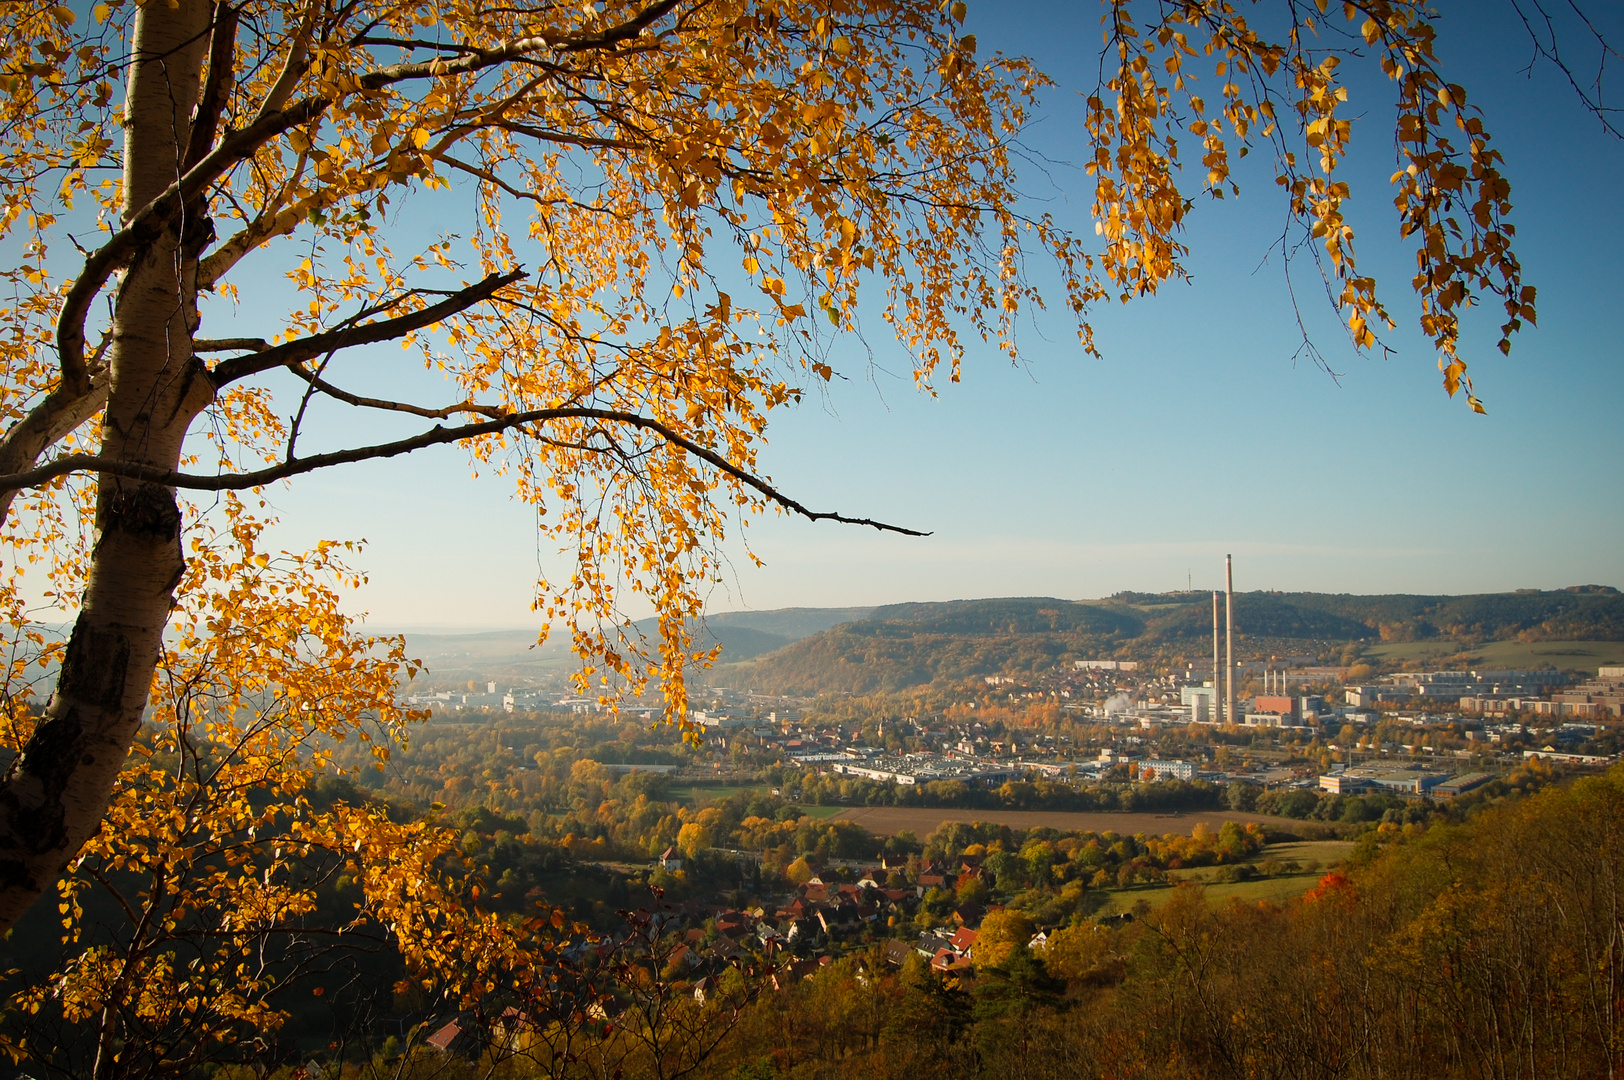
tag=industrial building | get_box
[1318,768,1452,796]
[1180,684,1216,723]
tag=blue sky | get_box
[258,1,1624,629]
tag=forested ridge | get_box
[1255,586,1624,642]
[722,589,1624,694]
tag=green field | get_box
[1100,873,1318,913]
[1172,839,1354,882]
[671,783,766,806]
[1097,839,1356,913]
[1262,839,1356,866]
[1366,638,1624,673]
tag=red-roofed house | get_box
[949,926,979,955]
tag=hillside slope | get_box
[718,588,1624,695]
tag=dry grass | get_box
[671,784,765,806]
[1174,840,1357,883]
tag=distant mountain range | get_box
[397,587,1624,693]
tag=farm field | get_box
[813,805,1299,837]
[1251,838,1357,867]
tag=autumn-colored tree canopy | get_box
[0,0,1539,964]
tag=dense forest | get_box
[720,589,1624,694]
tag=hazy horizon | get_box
[253,1,1621,629]
[362,582,1624,635]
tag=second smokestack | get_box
[1211,591,1221,722]
[1225,554,1235,729]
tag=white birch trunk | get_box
[0,0,215,933]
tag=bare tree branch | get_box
[0,407,929,536]
[283,362,508,421]
[352,0,680,84]
[54,92,330,389]
[209,269,525,385]
[1509,0,1622,139]
[0,365,111,527]
[193,338,269,353]
[252,0,318,122]
[183,4,241,173]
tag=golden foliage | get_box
[0,0,1117,728]
[0,499,579,1073]
[1081,0,1530,407]
[971,907,1033,969]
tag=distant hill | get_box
[703,606,874,639]
[718,588,1624,695]
[1143,594,1377,643]
[687,606,876,661]
[398,628,574,685]
[868,597,1144,637]
[398,605,874,683]
[1276,588,1624,642]
[724,596,1146,694]
[397,590,1624,692]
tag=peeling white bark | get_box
[0,0,216,934]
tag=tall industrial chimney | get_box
[1225,554,1235,729]
[1211,591,1221,721]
